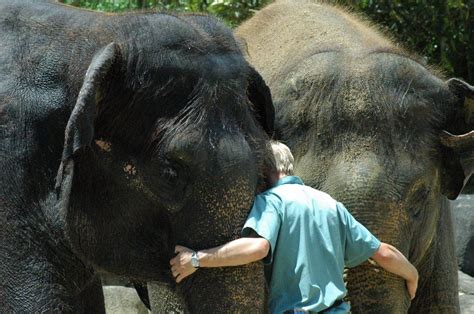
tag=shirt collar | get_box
[273,175,304,187]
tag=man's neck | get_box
[269,172,287,186]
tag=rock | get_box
[459,271,474,295]
[459,271,474,314]
[450,194,474,276]
[103,286,149,314]
[460,294,474,314]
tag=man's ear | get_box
[247,66,275,137]
[439,78,474,200]
[55,43,119,192]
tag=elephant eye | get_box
[160,165,178,183]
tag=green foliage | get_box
[61,0,271,27]
[343,0,473,82]
[61,0,472,82]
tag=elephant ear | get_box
[247,66,275,137]
[440,78,474,200]
[55,43,119,193]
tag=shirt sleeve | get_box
[242,193,282,264]
[338,202,381,268]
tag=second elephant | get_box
[237,0,474,312]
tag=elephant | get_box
[0,1,274,312]
[236,0,474,312]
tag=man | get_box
[170,141,418,313]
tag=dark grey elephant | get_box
[0,1,273,312]
[236,0,474,313]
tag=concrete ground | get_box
[459,270,474,314]
[103,285,149,314]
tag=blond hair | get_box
[270,140,294,175]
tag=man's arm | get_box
[371,242,419,300]
[170,237,270,283]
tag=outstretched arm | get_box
[170,237,270,283]
[371,242,419,300]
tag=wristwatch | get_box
[191,251,200,268]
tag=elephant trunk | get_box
[160,129,267,311]
[345,263,410,313]
[320,154,412,312]
[339,199,412,313]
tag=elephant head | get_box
[56,27,273,312]
[296,72,473,313]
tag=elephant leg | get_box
[409,200,460,313]
[77,274,105,313]
[2,234,103,312]
[3,263,103,312]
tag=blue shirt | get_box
[242,176,381,313]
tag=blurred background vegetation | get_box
[61,0,472,83]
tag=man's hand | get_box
[406,277,418,300]
[371,242,419,300]
[170,245,198,283]
[169,237,269,283]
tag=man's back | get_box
[244,176,380,313]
